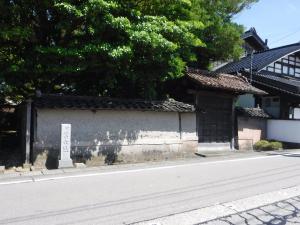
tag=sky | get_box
[233,0,300,48]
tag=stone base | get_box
[23,163,32,169]
[74,163,86,168]
[197,142,232,152]
[58,159,73,168]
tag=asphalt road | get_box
[0,153,300,225]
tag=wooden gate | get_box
[196,93,233,143]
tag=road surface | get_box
[0,153,300,225]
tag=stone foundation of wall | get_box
[32,140,198,169]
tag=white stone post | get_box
[24,100,32,164]
[58,124,73,168]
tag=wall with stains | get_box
[32,109,197,168]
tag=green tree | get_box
[0,0,203,101]
[190,0,258,68]
[0,0,257,102]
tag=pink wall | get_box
[238,117,267,150]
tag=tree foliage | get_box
[190,0,258,68]
[0,0,257,102]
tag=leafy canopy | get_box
[0,0,257,102]
[190,0,258,68]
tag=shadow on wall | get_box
[73,129,140,165]
[33,129,140,169]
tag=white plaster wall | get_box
[35,109,197,149]
[267,119,300,143]
[293,108,300,119]
[181,113,197,140]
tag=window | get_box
[283,58,289,63]
[289,67,295,76]
[275,63,281,69]
[283,65,288,74]
[274,63,281,73]
[273,98,279,102]
[295,68,300,77]
[289,56,295,61]
[275,68,281,73]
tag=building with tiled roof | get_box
[216,29,300,120]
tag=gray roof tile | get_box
[187,68,266,95]
[236,107,271,118]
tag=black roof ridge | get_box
[34,93,195,113]
[38,93,183,104]
[252,42,300,55]
[258,70,300,82]
[252,79,300,97]
[241,70,300,96]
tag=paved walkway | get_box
[134,185,300,225]
[201,195,300,225]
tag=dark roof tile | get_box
[34,95,195,113]
[244,70,300,97]
[216,43,300,74]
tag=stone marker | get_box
[0,166,5,174]
[58,124,73,168]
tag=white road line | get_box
[0,154,288,185]
[0,179,33,185]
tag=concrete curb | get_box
[131,185,300,225]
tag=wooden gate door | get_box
[197,93,233,143]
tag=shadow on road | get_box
[199,195,300,225]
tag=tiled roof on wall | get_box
[236,107,271,119]
[186,68,266,95]
[33,94,195,113]
[216,43,300,74]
